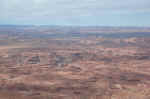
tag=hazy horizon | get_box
[0,24,150,28]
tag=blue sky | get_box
[0,0,150,26]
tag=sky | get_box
[0,0,150,26]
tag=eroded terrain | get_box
[0,26,150,99]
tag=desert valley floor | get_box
[0,26,150,99]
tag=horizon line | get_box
[0,24,150,28]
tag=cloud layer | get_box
[0,0,150,26]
